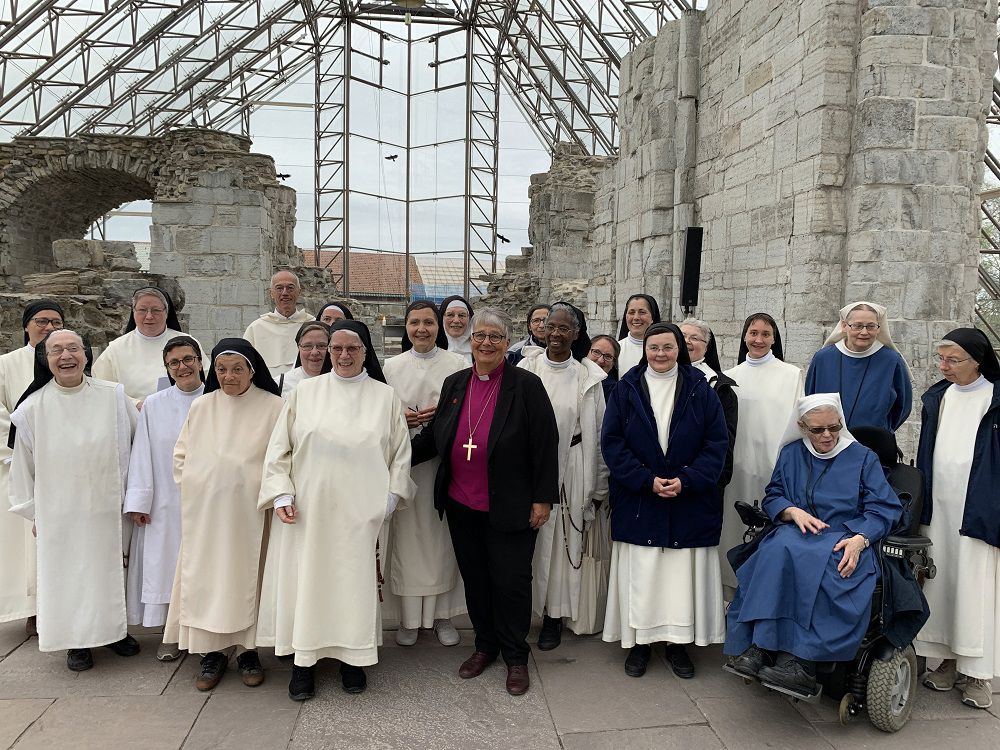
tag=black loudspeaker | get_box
[680,226,703,311]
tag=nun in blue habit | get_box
[805,301,912,432]
[723,393,901,695]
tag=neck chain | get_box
[463,374,502,461]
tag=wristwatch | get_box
[859,533,870,549]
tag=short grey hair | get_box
[270,270,301,288]
[548,302,580,332]
[680,317,712,342]
[473,307,513,340]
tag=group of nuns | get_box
[4,286,999,712]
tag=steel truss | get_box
[0,0,686,297]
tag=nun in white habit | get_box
[720,313,803,594]
[383,301,467,648]
[439,295,474,366]
[518,303,608,649]
[124,335,205,662]
[9,330,140,672]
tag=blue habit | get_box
[805,345,912,431]
[723,441,901,662]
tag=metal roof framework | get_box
[0,0,688,296]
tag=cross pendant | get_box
[463,437,477,461]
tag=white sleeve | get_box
[8,408,35,520]
[385,492,400,520]
[274,494,294,509]
[124,405,156,515]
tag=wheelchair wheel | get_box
[866,645,917,733]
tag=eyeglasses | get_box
[589,349,614,363]
[802,423,843,435]
[529,316,547,326]
[298,343,328,352]
[166,355,199,370]
[134,307,166,317]
[646,345,677,354]
[46,345,83,357]
[544,323,573,335]
[30,317,63,328]
[938,355,971,366]
[683,334,706,344]
[471,331,506,344]
[330,345,363,356]
[846,323,880,332]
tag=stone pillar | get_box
[150,170,272,346]
[844,0,997,447]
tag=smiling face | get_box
[744,318,775,359]
[645,331,680,374]
[799,406,842,454]
[544,308,578,361]
[681,324,709,363]
[298,328,330,377]
[444,304,470,339]
[133,293,168,337]
[588,337,616,374]
[471,321,509,374]
[625,298,653,337]
[214,354,253,396]
[319,305,346,325]
[25,308,64,347]
[528,307,550,343]
[270,272,301,317]
[164,344,202,392]
[329,330,365,378]
[45,330,87,387]
[842,307,879,352]
[406,306,439,354]
[937,343,979,386]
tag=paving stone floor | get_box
[2,620,999,749]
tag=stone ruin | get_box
[482,0,998,451]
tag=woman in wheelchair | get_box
[723,393,901,696]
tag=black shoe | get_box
[105,634,141,657]
[340,663,367,694]
[730,645,774,678]
[537,615,563,651]
[624,644,652,677]
[759,658,818,696]
[237,650,265,687]
[288,665,316,701]
[664,644,695,679]
[195,652,228,691]
[67,648,93,672]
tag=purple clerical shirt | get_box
[448,360,505,511]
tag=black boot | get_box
[67,648,93,672]
[729,645,775,678]
[624,644,652,677]
[759,657,818,696]
[664,643,695,679]
[105,633,141,657]
[340,663,367,694]
[537,615,563,651]
[288,665,316,701]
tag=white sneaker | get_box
[434,619,461,647]
[395,627,418,646]
[156,642,182,662]
[962,677,994,709]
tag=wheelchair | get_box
[723,427,935,733]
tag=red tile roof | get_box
[301,250,423,297]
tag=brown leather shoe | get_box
[195,652,228,691]
[458,651,497,679]
[237,650,265,687]
[506,664,529,696]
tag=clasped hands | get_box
[652,476,682,498]
[405,405,437,429]
[780,507,866,579]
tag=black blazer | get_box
[411,364,560,532]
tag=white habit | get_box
[384,347,467,629]
[163,385,284,653]
[916,377,1000,680]
[518,349,608,632]
[124,383,204,627]
[616,334,644,375]
[603,365,725,648]
[9,378,137,651]
[0,345,36,623]
[279,366,312,399]
[257,371,416,667]
[92,328,199,403]
[243,310,314,379]
[720,353,803,591]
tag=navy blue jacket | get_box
[917,378,1000,547]
[601,361,729,549]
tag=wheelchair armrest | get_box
[880,535,932,559]
[734,500,770,529]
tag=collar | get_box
[644,364,678,381]
[175,383,206,398]
[692,359,716,379]
[135,327,168,341]
[802,435,855,460]
[332,369,369,383]
[625,333,643,347]
[274,308,299,320]
[473,360,505,382]
[410,346,438,360]
[52,378,86,394]
[543,352,574,369]
[953,375,991,393]
[836,340,883,359]
[745,351,775,367]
